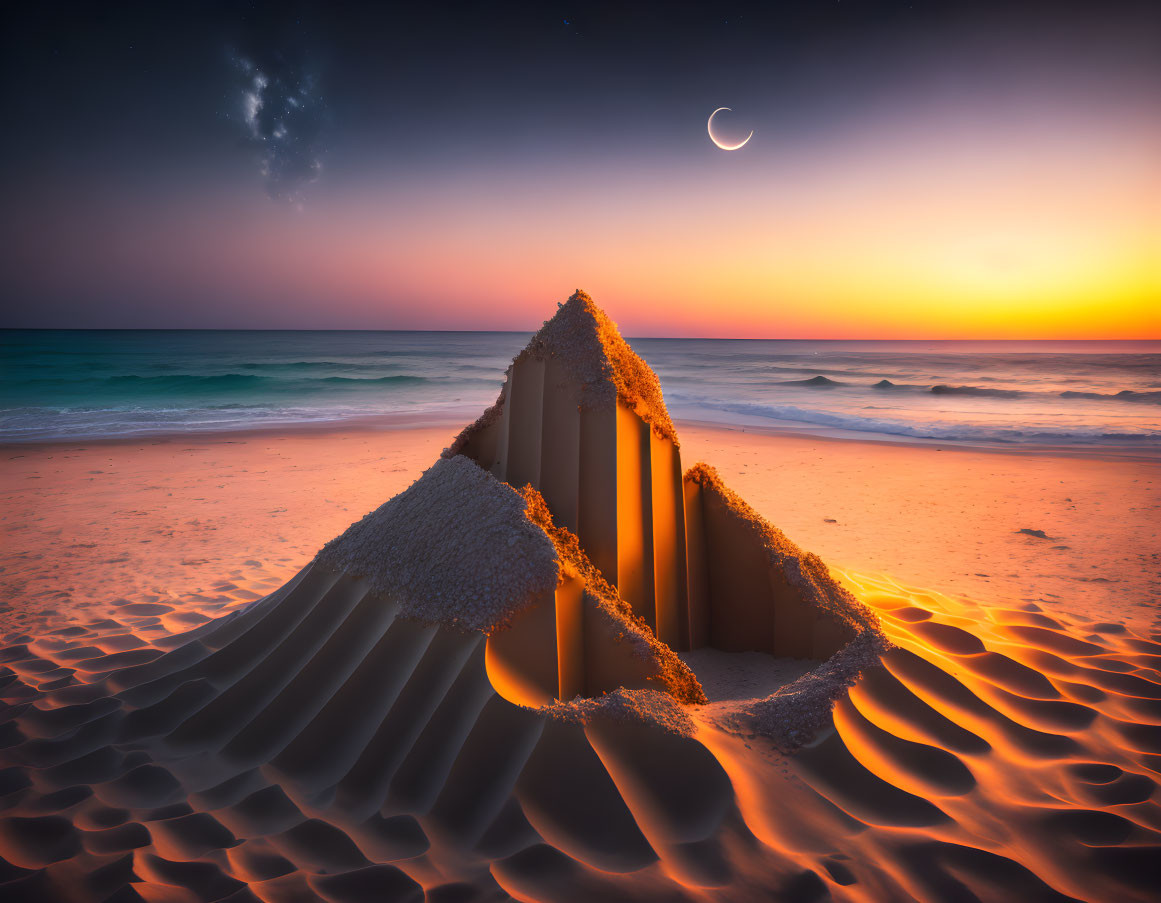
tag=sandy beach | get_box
[2,295,1159,903]
[3,422,1156,637]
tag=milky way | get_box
[233,54,323,203]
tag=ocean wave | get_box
[5,331,1158,448]
[757,379,1159,403]
[0,372,501,401]
[666,397,1161,445]
[929,384,1024,398]
[0,401,486,441]
[778,376,844,388]
[1059,389,1161,405]
[238,360,391,372]
[14,372,427,387]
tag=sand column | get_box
[683,477,710,649]
[457,351,695,649]
[586,401,690,648]
[615,402,656,629]
[650,432,688,650]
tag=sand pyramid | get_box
[300,290,881,715]
[0,291,888,901]
[445,291,878,704]
[447,291,688,649]
[8,292,1153,901]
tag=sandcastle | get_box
[438,291,882,720]
[0,291,889,901]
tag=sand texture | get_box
[1,291,1158,901]
[315,456,558,633]
[2,558,1158,900]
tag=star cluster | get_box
[234,54,323,203]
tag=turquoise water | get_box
[2,330,1158,447]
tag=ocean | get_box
[2,330,1158,448]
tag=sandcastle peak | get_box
[447,290,677,458]
[532,289,677,442]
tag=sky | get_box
[1,0,1158,338]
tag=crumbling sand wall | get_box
[683,464,873,660]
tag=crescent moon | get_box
[707,107,753,150]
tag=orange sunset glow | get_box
[14,102,1159,337]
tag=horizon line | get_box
[2,326,1159,343]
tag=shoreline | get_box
[2,421,1158,636]
[0,408,478,450]
[4,412,1157,462]
[675,417,1161,462]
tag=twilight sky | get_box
[1,0,1158,337]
